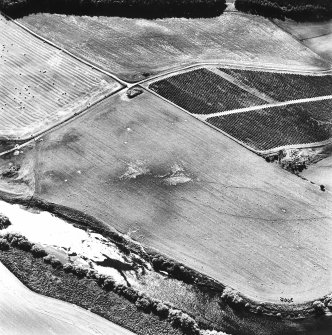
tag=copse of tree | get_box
[235,0,332,22]
[0,0,227,19]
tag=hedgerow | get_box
[0,0,227,19]
[235,0,332,22]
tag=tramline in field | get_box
[220,68,332,102]
[0,15,122,141]
[207,99,332,151]
[149,66,332,152]
[149,68,267,114]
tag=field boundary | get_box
[138,61,332,88]
[0,85,124,157]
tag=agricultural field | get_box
[207,99,332,151]
[149,68,267,114]
[0,15,122,141]
[275,19,332,62]
[220,68,332,101]
[0,262,135,335]
[3,90,332,304]
[18,12,330,82]
[300,148,332,192]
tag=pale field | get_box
[0,261,135,335]
[275,19,332,62]
[0,15,122,141]
[8,90,331,304]
[19,12,329,82]
[301,155,332,192]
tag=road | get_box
[0,262,136,335]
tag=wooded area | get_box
[0,0,227,18]
[235,0,332,21]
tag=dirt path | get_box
[0,261,136,335]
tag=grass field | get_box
[18,12,329,82]
[4,90,331,304]
[0,261,136,335]
[220,68,332,101]
[149,68,267,114]
[0,14,122,141]
[207,99,332,151]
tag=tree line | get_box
[235,0,332,21]
[0,0,227,19]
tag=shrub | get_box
[103,277,116,291]
[86,269,97,279]
[2,232,14,243]
[43,255,53,264]
[0,214,11,229]
[72,265,88,278]
[10,237,20,247]
[0,238,10,251]
[43,255,62,268]
[31,245,48,258]
[135,297,152,312]
[50,257,62,269]
[155,302,169,318]
[63,263,75,273]
[121,287,140,302]
[95,273,107,286]
[313,300,325,315]
[221,287,244,307]
[17,239,33,251]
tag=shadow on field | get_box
[0,0,227,19]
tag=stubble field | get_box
[5,89,331,304]
[0,15,122,141]
[19,12,329,82]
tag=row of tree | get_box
[235,0,332,21]
[0,0,227,18]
